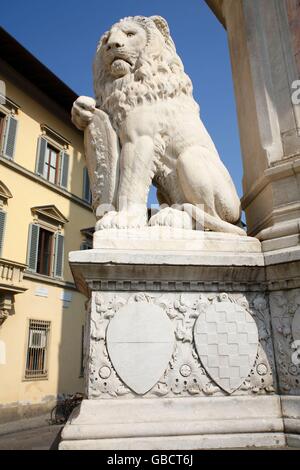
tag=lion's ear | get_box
[150,15,170,42]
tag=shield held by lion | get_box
[71,15,245,236]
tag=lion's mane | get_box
[93,16,199,131]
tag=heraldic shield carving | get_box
[106,302,175,395]
[194,301,259,394]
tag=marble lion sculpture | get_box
[71,15,245,235]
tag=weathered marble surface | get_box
[93,227,261,252]
[71,15,244,235]
[59,238,300,449]
[106,302,174,394]
[270,289,300,395]
[86,290,275,400]
[60,395,285,449]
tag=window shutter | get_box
[3,115,18,159]
[35,137,47,176]
[54,233,64,278]
[60,152,69,189]
[83,167,91,203]
[0,211,7,256]
[80,241,91,250]
[27,224,40,272]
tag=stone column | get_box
[285,0,300,77]
[206,0,300,448]
[207,0,300,253]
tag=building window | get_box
[25,319,51,380]
[0,112,18,159]
[27,206,68,278]
[35,136,69,189]
[80,240,92,250]
[0,181,12,257]
[0,210,7,257]
[44,145,60,184]
[0,112,5,143]
[27,224,64,278]
[80,226,94,250]
[82,167,92,204]
[36,227,54,276]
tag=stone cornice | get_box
[241,156,300,210]
[69,245,300,297]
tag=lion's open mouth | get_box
[110,57,133,67]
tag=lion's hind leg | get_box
[177,146,245,236]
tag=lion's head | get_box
[93,16,197,129]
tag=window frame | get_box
[23,318,51,381]
[43,143,61,185]
[80,240,92,250]
[27,206,68,279]
[0,209,7,257]
[27,222,65,279]
[36,125,70,190]
[36,226,55,277]
[0,182,12,258]
[0,111,6,146]
[82,166,92,204]
[0,97,19,159]
[80,227,94,251]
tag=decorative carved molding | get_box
[270,289,300,395]
[0,181,12,205]
[194,301,259,394]
[87,280,266,293]
[86,291,276,399]
[0,258,27,293]
[0,292,14,326]
[0,95,20,114]
[31,205,69,225]
[40,124,70,148]
[0,259,27,326]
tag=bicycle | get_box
[50,392,84,425]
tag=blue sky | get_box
[1,0,244,203]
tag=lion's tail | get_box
[182,203,247,236]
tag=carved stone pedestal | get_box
[59,232,293,449]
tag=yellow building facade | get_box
[0,28,95,422]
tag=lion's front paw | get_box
[71,96,96,130]
[96,210,148,230]
[149,207,194,230]
[95,211,118,230]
